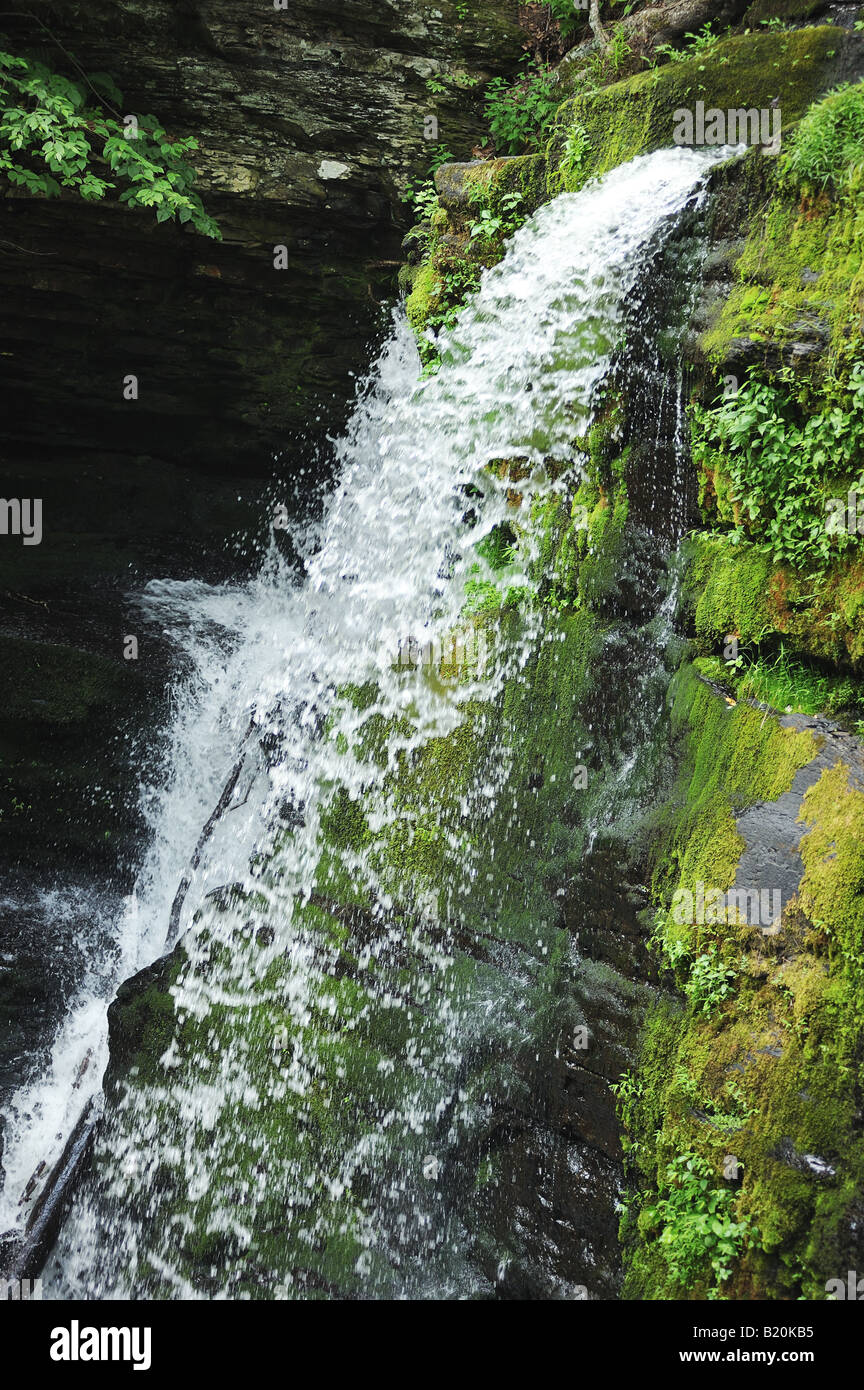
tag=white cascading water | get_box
[1,146,733,1298]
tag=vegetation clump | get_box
[781,82,864,194]
[0,46,219,236]
[690,363,864,569]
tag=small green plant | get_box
[690,363,864,569]
[476,523,519,570]
[672,1063,701,1106]
[607,25,633,75]
[780,83,864,194]
[484,58,558,155]
[0,47,219,236]
[404,143,453,220]
[646,1152,753,1290]
[684,947,739,1017]
[717,1076,757,1128]
[737,644,863,718]
[656,22,722,65]
[649,908,690,971]
[416,258,484,372]
[724,645,745,674]
[611,1068,645,1155]
[468,189,524,243]
[556,121,591,188]
[582,25,633,89]
[547,0,584,40]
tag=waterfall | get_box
[2,145,734,1299]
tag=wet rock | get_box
[774,1137,838,1180]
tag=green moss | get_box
[798,762,864,986]
[657,662,818,897]
[548,28,848,190]
[105,948,188,1087]
[405,25,861,361]
[684,532,864,676]
[403,155,547,352]
[700,177,864,370]
[99,530,619,1294]
[743,0,825,21]
[782,81,864,195]
[685,534,775,646]
[620,669,864,1299]
[405,259,441,339]
[577,487,630,611]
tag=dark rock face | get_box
[1,0,522,481]
[733,712,864,909]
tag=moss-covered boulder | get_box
[549,27,864,187]
[620,665,864,1299]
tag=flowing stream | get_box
[2,145,733,1299]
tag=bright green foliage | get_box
[587,25,633,85]
[690,364,864,568]
[781,82,864,194]
[610,1069,645,1158]
[404,143,453,220]
[684,948,740,1018]
[468,190,524,242]
[651,914,741,1018]
[0,48,220,237]
[484,59,558,154]
[406,180,440,221]
[554,121,592,192]
[646,1153,753,1289]
[655,22,724,66]
[695,644,864,719]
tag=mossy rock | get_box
[105,946,187,1088]
[548,27,864,189]
[684,533,864,674]
[620,667,864,1298]
[404,25,864,354]
[699,170,864,372]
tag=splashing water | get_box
[3,146,733,1299]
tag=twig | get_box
[0,238,57,256]
[166,715,257,947]
[2,10,125,118]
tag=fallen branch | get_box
[0,1096,98,1283]
[166,716,257,947]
